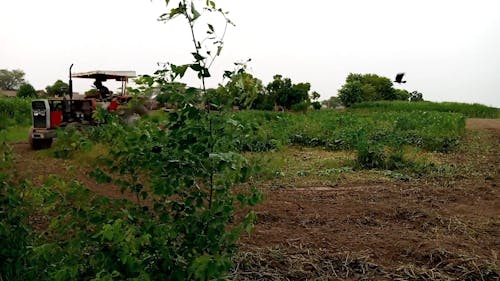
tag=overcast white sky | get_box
[1,0,499,107]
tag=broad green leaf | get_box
[191,2,201,21]
[190,64,203,72]
[192,52,205,62]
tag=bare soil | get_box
[10,143,138,202]
[10,119,500,280]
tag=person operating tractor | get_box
[93,79,111,100]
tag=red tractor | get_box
[29,65,137,149]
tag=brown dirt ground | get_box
[10,143,138,202]
[10,118,500,280]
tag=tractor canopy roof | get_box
[71,70,136,81]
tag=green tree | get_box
[309,90,321,110]
[394,89,410,101]
[251,91,275,110]
[154,82,188,107]
[338,80,363,107]
[16,83,37,98]
[266,74,292,108]
[222,72,264,109]
[310,91,320,101]
[338,73,399,106]
[45,80,69,97]
[0,69,25,90]
[362,74,395,100]
[266,75,311,110]
[290,83,312,110]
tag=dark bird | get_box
[394,73,407,84]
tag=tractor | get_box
[29,65,137,150]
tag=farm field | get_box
[233,119,499,280]
[2,0,500,279]
[2,99,499,280]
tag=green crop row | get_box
[0,97,31,128]
[231,110,466,153]
[350,100,499,118]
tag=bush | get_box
[291,101,310,113]
[311,101,321,110]
[52,128,92,159]
[16,83,37,98]
[0,97,31,127]
[0,143,34,280]
[356,142,386,169]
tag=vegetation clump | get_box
[351,100,500,118]
[338,73,418,107]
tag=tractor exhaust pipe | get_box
[68,64,74,100]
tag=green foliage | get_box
[266,75,312,110]
[0,97,31,128]
[311,101,322,110]
[291,101,310,112]
[0,143,34,280]
[338,73,412,106]
[52,127,92,160]
[222,71,264,109]
[338,80,363,107]
[79,97,261,280]
[16,83,38,98]
[351,100,499,118]
[0,69,25,90]
[1,1,263,279]
[84,88,99,97]
[45,80,69,97]
[394,89,410,101]
[231,109,465,153]
[156,82,187,106]
[356,141,386,169]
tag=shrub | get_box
[291,101,310,113]
[0,97,31,127]
[311,101,321,110]
[356,142,386,169]
[16,83,37,98]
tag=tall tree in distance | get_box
[266,75,312,110]
[338,73,406,106]
[45,80,69,97]
[0,69,25,90]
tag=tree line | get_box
[2,68,423,108]
[0,69,69,98]
[337,73,423,107]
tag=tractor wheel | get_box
[29,135,53,150]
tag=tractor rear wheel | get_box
[31,138,52,150]
[29,132,53,150]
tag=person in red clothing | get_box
[108,97,119,111]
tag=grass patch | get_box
[0,126,30,142]
[0,97,31,127]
